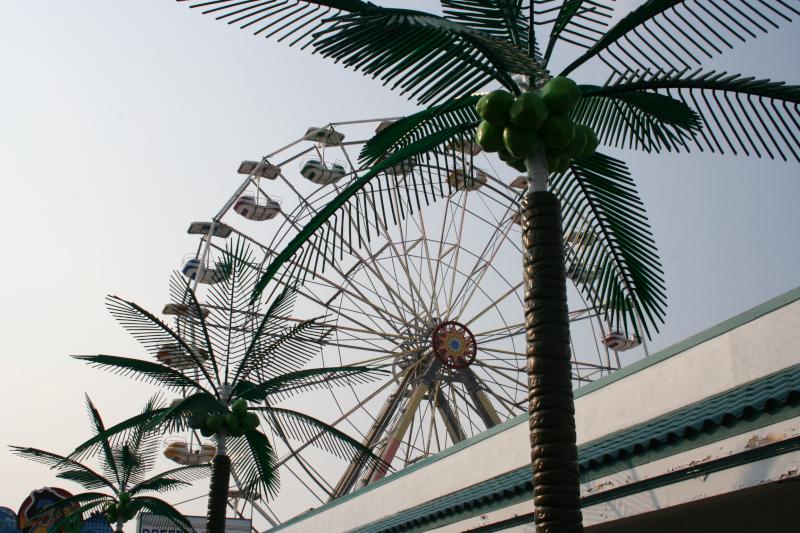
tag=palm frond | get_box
[69,405,167,462]
[553,153,666,338]
[562,0,800,76]
[534,0,615,64]
[9,447,114,492]
[235,366,386,402]
[105,295,219,388]
[131,496,194,532]
[167,272,219,378]
[179,1,540,104]
[132,464,212,496]
[359,95,480,167]
[203,238,264,372]
[254,127,478,297]
[129,478,190,495]
[441,0,530,50]
[73,355,206,393]
[228,430,279,500]
[591,69,800,161]
[84,395,121,487]
[573,85,702,153]
[238,317,331,384]
[150,392,227,434]
[260,407,379,467]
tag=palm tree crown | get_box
[11,396,203,533]
[69,239,385,532]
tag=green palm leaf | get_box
[259,407,380,466]
[441,0,530,49]
[237,317,332,384]
[589,70,800,161]
[553,153,666,337]
[228,430,279,500]
[561,0,799,76]
[69,405,167,462]
[131,464,212,495]
[8,447,114,492]
[129,478,190,495]
[105,295,219,389]
[72,355,205,392]
[535,0,615,64]
[359,94,480,167]
[167,272,221,379]
[235,366,386,402]
[84,395,121,487]
[254,125,476,296]
[572,86,702,153]
[178,1,540,104]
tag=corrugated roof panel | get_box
[356,363,800,533]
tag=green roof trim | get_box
[355,363,800,532]
[268,286,800,532]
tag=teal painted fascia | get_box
[269,286,800,532]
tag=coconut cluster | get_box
[104,493,134,523]
[474,77,599,173]
[188,399,260,438]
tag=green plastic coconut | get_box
[509,92,549,129]
[475,120,505,152]
[541,77,582,113]
[476,90,514,125]
[540,113,575,149]
[503,125,541,158]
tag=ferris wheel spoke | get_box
[473,322,526,339]
[445,192,469,317]
[448,213,516,320]
[282,178,421,325]
[461,280,523,327]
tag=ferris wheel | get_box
[169,117,644,523]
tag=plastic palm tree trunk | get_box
[206,435,230,533]
[524,154,582,532]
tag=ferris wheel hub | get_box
[432,321,477,369]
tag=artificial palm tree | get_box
[11,396,202,533]
[176,1,800,530]
[69,239,384,533]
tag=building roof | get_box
[356,361,800,532]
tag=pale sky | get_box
[1,0,799,529]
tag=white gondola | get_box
[303,126,345,146]
[162,303,210,319]
[182,259,227,284]
[447,138,482,156]
[447,169,488,191]
[237,160,281,179]
[509,175,527,189]
[602,331,641,352]
[163,437,216,466]
[301,159,346,186]
[234,194,281,221]
[156,343,209,370]
[187,221,232,238]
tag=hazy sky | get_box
[1,0,799,527]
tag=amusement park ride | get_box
[162,119,644,527]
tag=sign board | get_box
[137,513,251,533]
